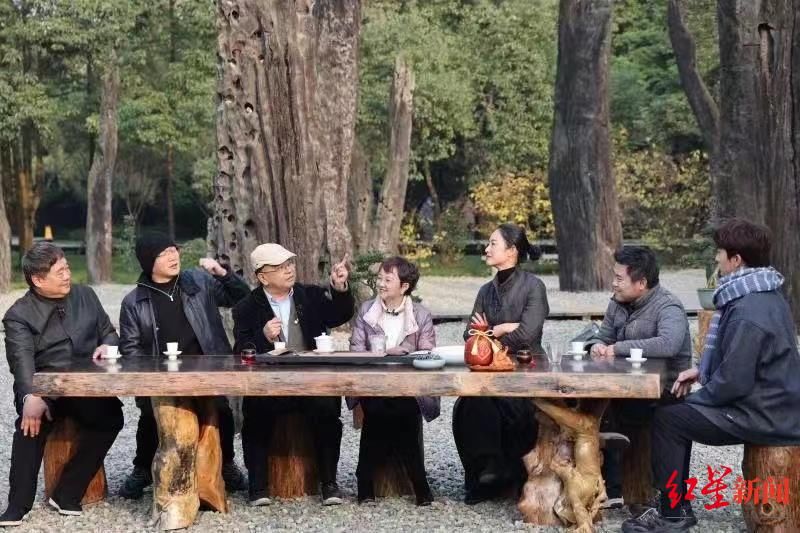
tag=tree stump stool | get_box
[43,417,107,506]
[367,421,424,498]
[621,420,655,505]
[741,444,800,532]
[695,310,715,358]
[266,414,320,498]
[151,397,227,531]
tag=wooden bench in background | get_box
[43,418,107,505]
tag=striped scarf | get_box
[698,267,784,385]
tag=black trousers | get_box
[651,402,742,511]
[132,396,236,470]
[452,397,538,495]
[601,393,683,499]
[241,396,342,497]
[357,397,430,497]
[7,397,123,511]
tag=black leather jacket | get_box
[3,285,118,403]
[119,268,249,357]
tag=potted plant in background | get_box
[697,266,718,310]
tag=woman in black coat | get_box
[452,224,550,504]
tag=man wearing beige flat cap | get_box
[232,243,354,506]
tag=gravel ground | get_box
[0,277,748,532]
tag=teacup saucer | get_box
[101,353,122,360]
[163,351,182,357]
[313,348,336,354]
[268,348,291,356]
[625,357,648,363]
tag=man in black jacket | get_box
[0,243,124,526]
[623,219,800,533]
[117,233,249,498]
[233,243,354,506]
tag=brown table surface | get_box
[32,353,670,399]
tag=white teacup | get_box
[630,348,644,360]
[571,341,584,354]
[166,342,179,354]
[314,333,333,352]
[274,341,287,351]
[105,345,119,358]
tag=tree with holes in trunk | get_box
[668,0,800,326]
[548,0,622,292]
[210,0,360,283]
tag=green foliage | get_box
[432,205,470,266]
[349,250,387,300]
[179,238,208,272]
[470,170,554,239]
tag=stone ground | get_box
[0,272,748,532]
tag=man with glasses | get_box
[232,243,354,506]
[0,243,123,525]
[117,232,250,499]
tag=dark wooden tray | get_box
[254,354,415,365]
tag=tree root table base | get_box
[151,397,228,530]
[519,399,609,532]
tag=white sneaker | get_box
[47,498,82,516]
[601,496,625,509]
[249,496,271,507]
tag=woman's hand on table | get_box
[385,346,410,356]
[492,322,519,337]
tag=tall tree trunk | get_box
[16,125,39,254]
[370,56,414,254]
[423,160,441,219]
[548,0,622,291]
[667,0,722,221]
[0,145,12,291]
[716,1,766,221]
[211,0,360,282]
[347,140,372,255]
[86,58,120,284]
[753,0,800,325]
[166,145,176,240]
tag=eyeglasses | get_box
[259,259,296,274]
[157,247,180,259]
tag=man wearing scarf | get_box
[117,233,250,499]
[623,218,800,533]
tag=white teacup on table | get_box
[571,341,585,354]
[313,333,334,353]
[626,348,647,368]
[102,345,120,360]
[164,341,182,360]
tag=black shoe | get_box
[321,482,343,506]
[222,461,247,492]
[622,506,697,532]
[47,497,81,517]
[415,486,434,507]
[357,477,375,504]
[476,458,502,487]
[119,466,152,499]
[0,507,29,527]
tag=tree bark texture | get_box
[667,0,723,221]
[266,414,320,497]
[548,0,622,292]
[14,126,43,254]
[370,56,414,254]
[347,140,372,255]
[86,58,119,284]
[43,417,107,506]
[0,145,12,291]
[211,0,360,282]
[741,444,800,532]
[151,397,227,531]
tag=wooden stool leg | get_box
[151,397,200,530]
[621,421,655,505]
[742,444,800,532]
[267,414,319,498]
[196,398,228,513]
[43,417,107,506]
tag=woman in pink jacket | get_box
[349,256,439,506]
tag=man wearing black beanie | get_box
[117,232,250,498]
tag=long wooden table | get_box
[33,354,672,531]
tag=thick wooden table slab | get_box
[32,354,667,399]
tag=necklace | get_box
[144,277,180,302]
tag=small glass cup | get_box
[369,334,387,355]
[241,348,257,365]
[515,349,533,366]
[545,342,563,366]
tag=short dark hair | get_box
[613,246,660,288]
[380,256,420,295]
[22,242,65,289]
[712,218,771,267]
[496,223,542,263]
